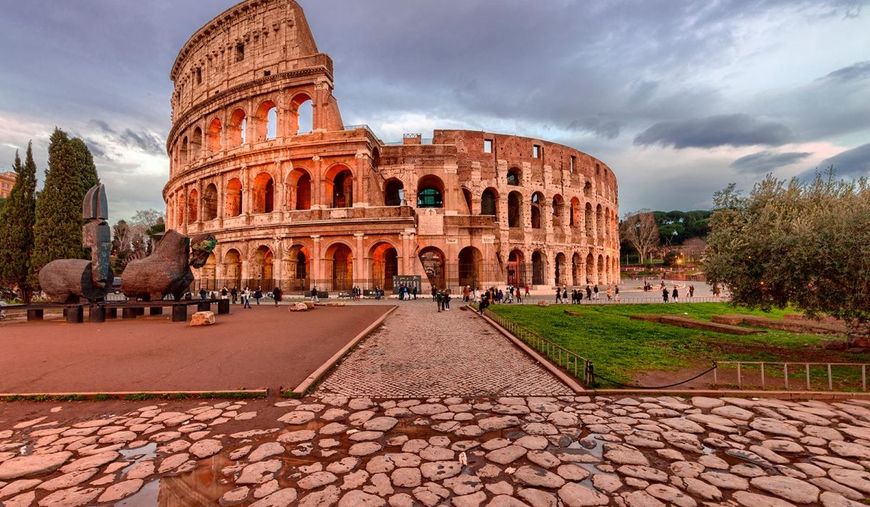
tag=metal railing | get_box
[483,308,595,386]
[715,361,869,392]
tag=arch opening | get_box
[458,246,483,289]
[507,167,521,186]
[481,188,498,216]
[202,183,218,221]
[370,242,399,291]
[418,247,446,290]
[252,246,274,290]
[207,118,222,152]
[253,173,275,213]
[286,245,310,292]
[290,169,312,210]
[188,189,199,223]
[507,249,526,287]
[555,252,567,286]
[190,127,202,161]
[228,109,247,147]
[552,194,564,227]
[327,167,353,208]
[223,249,242,289]
[255,100,278,142]
[290,93,313,135]
[226,178,243,217]
[327,243,354,291]
[417,175,445,209]
[508,191,523,228]
[532,250,546,285]
[530,192,544,229]
[384,179,404,206]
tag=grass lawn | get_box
[489,302,869,389]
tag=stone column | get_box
[546,249,556,287]
[310,235,322,290]
[354,233,365,288]
[312,156,324,209]
[354,152,368,207]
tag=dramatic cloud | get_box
[634,115,794,149]
[730,151,812,174]
[0,0,868,217]
[801,142,870,179]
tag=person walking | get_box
[525,284,530,298]
[614,285,620,302]
[199,288,208,300]
[435,290,443,312]
[412,285,418,300]
[231,286,238,304]
[585,285,592,301]
[254,286,263,305]
[593,285,599,300]
[688,284,695,298]
[273,286,282,306]
[243,287,252,309]
[606,286,613,301]
[444,289,451,310]
[672,286,679,303]
[562,287,568,304]
[662,287,669,303]
[555,287,563,304]
[311,284,319,303]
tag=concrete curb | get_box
[285,305,398,397]
[0,389,269,402]
[477,309,586,394]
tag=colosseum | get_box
[163,0,620,295]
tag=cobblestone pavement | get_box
[2,395,870,506]
[317,303,573,397]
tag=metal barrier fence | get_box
[483,309,594,386]
[715,361,869,392]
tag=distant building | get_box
[0,171,16,199]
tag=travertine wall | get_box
[164,0,620,293]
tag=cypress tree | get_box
[31,129,101,283]
[0,144,37,301]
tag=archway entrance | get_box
[507,249,526,287]
[532,251,546,286]
[223,249,242,289]
[328,168,353,208]
[384,179,404,206]
[458,246,482,289]
[286,245,310,292]
[370,243,399,291]
[252,246,274,290]
[327,243,353,291]
[253,173,274,213]
[419,247,446,290]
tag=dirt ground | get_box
[0,305,392,394]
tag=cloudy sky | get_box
[1,0,869,220]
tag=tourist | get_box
[688,284,695,298]
[525,284,530,297]
[614,285,620,302]
[444,289,452,310]
[555,287,563,304]
[562,287,568,303]
[593,285,599,300]
[515,286,522,304]
[585,285,592,301]
[478,289,490,314]
[199,288,208,300]
[221,287,228,300]
[435,290,443,312]
[672,286,679,303]
[231,286,238,304]
[606,286,612,301]
[254,286,263,305]
[412,285,418,300]
[661,287,669,303]
[431,286,437,300]
[273,286,282,306]
[243,287,252,309]
[311,285,319,303]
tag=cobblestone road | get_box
[2,395,869,506]
[318,303,573,397]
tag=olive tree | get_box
[704,172,869,346]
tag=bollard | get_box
[65,305,84,324]
[172,304,187,322]
[89,305,106,323]
[106,307,118,319]
[150,306,164,316]
[218,299,230,315]
[197,301,211,312]
[26,308,44,321]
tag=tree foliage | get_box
[0,144,38,301]
[653,210,711,245]
[31,129,100,284]
[704,171,870,345]
[620,211,659,264]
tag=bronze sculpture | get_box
[121,231,215,301]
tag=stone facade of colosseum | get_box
[163,0,620,294]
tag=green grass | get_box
[490,302,869,388]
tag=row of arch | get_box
[174,94,314,168]
[197,240,618,293]
[170,170,615,243]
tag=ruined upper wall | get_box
[170,0,328,123]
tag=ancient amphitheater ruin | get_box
[164,0,620,294]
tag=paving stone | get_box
[514,465,566,489]
[733,491,797,507]
[0,451,71,480]
[751,475,820,504]
[486,445,527,465]
[559,481,610,506]
[420,461,462,481]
